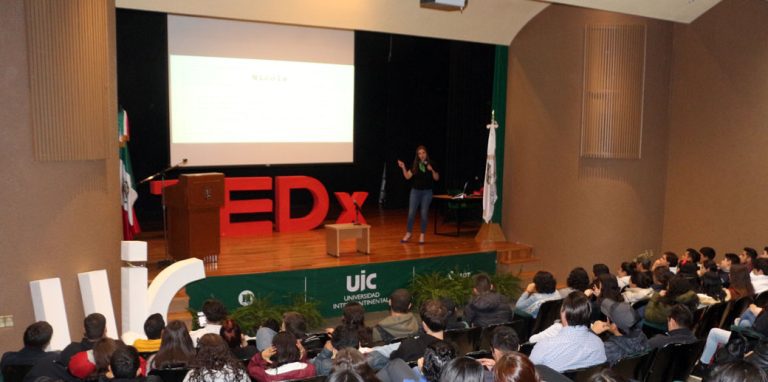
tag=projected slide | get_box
[167,15,355,166]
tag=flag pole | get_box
[475,110,506,242]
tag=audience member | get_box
[1,321,54,368]
[441,297,468,330]
[706,360,768,382]
[644,275,699,325]
[464,273,513,326]
[149,320,196,371]
[647,304,697,349]
[699,306,768,370]
[328,369,364,382]
[718,253,740,287]
[616,262,635,289]
[255,319,280,352]
[698,271,727,306]
[185,334,248,382]
[753,258,768,294]
[189,299,228,345]
[679,248,701,275]
[439,357,484,382]
[592,264,610,286]
[282,311,308,341]
[68,337,120,380]
[529,292,607,373]
[59,313,107,367]
[651,266,673,292]
[590,299,647,365]
[419,341,456,382]
[390,299,447,362]
[330,348,381,382]
[742,248,759,272]
[478,326,521,380]
[312,320,363,376]
[559,268,590,298]
[726,264,755,301]
[653,252,678,274]
[700,247,717,264]
[247,332,315,381]
[133,314,164,354]
[337,303,373,347]
[587,274,624,322]
[621,272,654,304]
[110,346,151,382]
[220,319,258,361]
[514,271,560,318]
[493,353,541,382]
[372,289,419,343]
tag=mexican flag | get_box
[482,115,498,224]
[119,107,141,239]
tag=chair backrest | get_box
[302,332,331,358]
[644,340,704,382]
[720,296,754,329]
[530,299,563,336]
[756,291,768,308]
[694,302,728,338]
[519,342,535,356]
[443,326,482,355]
[508,316,533,343]
[562,362,608,382]
[282,376,327,382]
[631,299,650,311]
[149,368,191,382]
[2,364,34,382]
[611,349,656,382]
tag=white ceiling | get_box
[539,0,721,24]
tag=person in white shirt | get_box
[529,291,606,373]
[189,299,228,346]
[616,262,634,290]
[751,258,768,295]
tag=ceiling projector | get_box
[420,0,467,11]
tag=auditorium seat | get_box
[443,326,482,355]
[755,291,768,307]
[528,299,563,338]
[719,296,753,329]
[2,364,34,382]
[149,367,191,382]
[644,340,704,382]
[611,349,655,381]
[694,302,728,338]
[561,362,608,382]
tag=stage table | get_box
[324,223,371,257]
[432,194,483,236]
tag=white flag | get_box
[482,118,498,223]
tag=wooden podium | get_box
[165,173,225,261]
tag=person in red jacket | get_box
[248,332,316,381]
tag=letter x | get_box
[334,192,368,224]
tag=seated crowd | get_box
[7,246,768,382]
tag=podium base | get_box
[475,223,507,242]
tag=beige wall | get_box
[0,0,121,352]
[502,5,674,281]
[662,0,768,253]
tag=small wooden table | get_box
[324,223,371,257]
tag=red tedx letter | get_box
[334,192,368,224]
[275,176,329,232]
[221,177,273,236]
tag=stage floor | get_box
[141,209,526,278]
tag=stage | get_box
[140,209,535,317]
[143,209,532,278]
